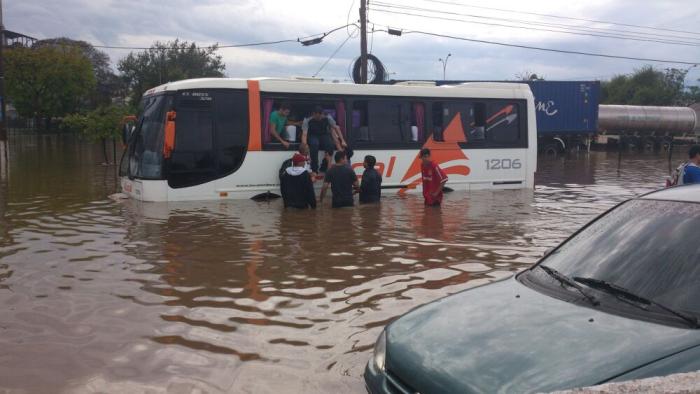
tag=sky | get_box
[8,0,700,85]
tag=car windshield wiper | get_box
[535,265,599,306]
[573,277,700,329]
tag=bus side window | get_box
[432,102,444,141]
[410,102,425,143]
[367,100,402,143]
[469,102,486,141]
[352,101,369,142]
[487,101,520,144]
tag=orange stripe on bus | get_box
[386,156,396,178]
[247,80,262,151]
[163,111,177,159]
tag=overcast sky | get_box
[9,0,700,84]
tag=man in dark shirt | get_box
[302,106,339,174]
[280,153,316,209]
[320,151,358,208]
[359,155,382,204]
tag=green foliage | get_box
[6,45,96,124]
[34,38,123,108]
[62,105,130,140]
[601,66,689,106]
[685,85,700,105]
[118,39,225,105]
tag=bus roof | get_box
[144,77,534,100]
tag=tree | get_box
[685,84,700,105]
[6,45,96,128]
[118,39,225,105]
[601,66,688,106]
[62,104,130,163]
[34,38,122,107]
[515,70,544,81]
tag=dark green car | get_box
[365,186,700,393]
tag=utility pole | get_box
[359,0,368,84]
[0,0,7,184]
[0,0,6,143]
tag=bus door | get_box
[166,90,250,189]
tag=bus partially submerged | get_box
[119,78,537,202]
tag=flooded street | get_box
[0,134,678,393]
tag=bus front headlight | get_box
[373,330,387,372]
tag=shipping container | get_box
[526,81,600,135]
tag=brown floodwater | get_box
[0,134,680,393]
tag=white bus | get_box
[119,78,537,202]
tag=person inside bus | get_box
[358,155,382,204]
[302,106,342,173]
[280,153,316,209]
[420,148,448,206]
[270,102,300,149]
[320,151,358,208]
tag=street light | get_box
[438,53,451,80]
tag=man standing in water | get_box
[359,155,382,204]
[420,148,448,206]
[320,151,358,208]
[280,153,316,209]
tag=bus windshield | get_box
[127,94,170,179]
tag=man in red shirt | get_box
[420,148,448,206]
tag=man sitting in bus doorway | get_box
[280,153,316,209]
[270,102,299,149]
[420,148,448,206]
[320,151,358,208]
[302,106,341,174]
[358,155,382,204]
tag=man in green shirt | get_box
[269,102,298,149]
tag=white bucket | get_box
[286,125,297,142]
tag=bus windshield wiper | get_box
[573,277,700,329]
[535,265,599,306]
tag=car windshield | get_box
[536,198,700,317]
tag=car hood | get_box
[386,278,700,394]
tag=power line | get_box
[371,7,700,47]
[372,1,700,43]
[87,39,297,50]
[67,24,358,50]
[370,23,700,65]
[346,0,359,38]
[413,0,700,37]
[313,27,358,77]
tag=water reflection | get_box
[0,134,677,393]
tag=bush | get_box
[61,105,130,141]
